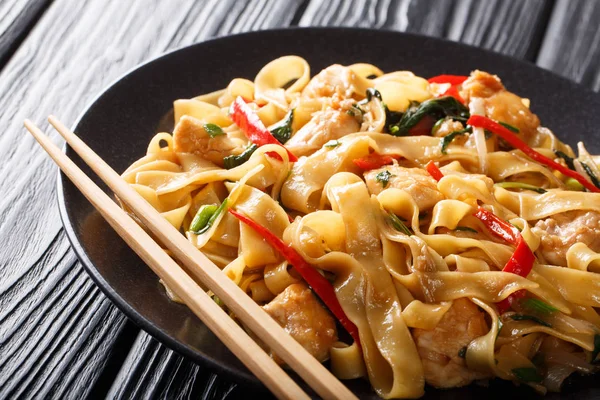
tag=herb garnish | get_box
[270,109,294,144]
[580,162,600,189]
[324,140,341,148]
[204,123,225,138]
[388,96,470,137]
[223,143,258,169]
[495,182,547,194]
[455,226,478,233]
[512,367,543,383]
[521,298,558,315]
[498,121,520,133]
[375,170,394,188]
[190,199,228,234]
[510,314,552,328]
[440,127,472,154]
[388,212,412,236]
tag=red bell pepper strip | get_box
[468,115,600,193]
[427,75,468,85]
[229,96,298,162]
[425,160,444,182]
[425,156,536,314]
[472,207,519,245]
[353,153,399,170]
[228,208,361,348]
[473,205,536,314]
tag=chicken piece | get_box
[412,298,491,388]
[433,119,465,138]
[460,70,505,101]
[263,283,337,363]
[302,64,357,101]
[460,70,540,145]
[173,116,245,167]
[285,109,360,156]
[532,210,600,267]
[364,165,444,211]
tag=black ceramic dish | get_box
[58,28,600,399]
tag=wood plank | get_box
[537,0,600,91]
[0,0,302,398]
[299,0,552,60]
[0,0,52,69]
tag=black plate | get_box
[57,28,600,399]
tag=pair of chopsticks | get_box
[25,117,358,400]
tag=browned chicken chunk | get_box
[173,116,244,167]
[364,165,444,211]
[302,64,357,100]
[532,210,600,267]
[412,298,491,388]
[460,70,540,145]
[263,283,337,363]
[286,109,360,156]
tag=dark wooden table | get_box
[1,1,599,398]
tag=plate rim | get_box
[55,26,600,393]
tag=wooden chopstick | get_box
[45,116,358,400]
[24,120,310,400]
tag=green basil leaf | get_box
[440,127,472,154]
[388,212,412,236]
[270,109,294,144]
[510,314,552,328]
[498,121,520,133]
[223,144,258,169]
[520,298,558,315]
[204,123,225,138]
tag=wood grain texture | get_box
[0,0,301,399]
[298,0,552,60]
[0,0,52,70]
[537,0,600,91]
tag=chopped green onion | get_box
[510,314,552,328]
[455,226,478,233]
[565,177,585,191]
[190,204,218,233]
[498,121,520,133]
[375,170,394,188]
[190,199,228,234]
[270,109,294,144]
[388,212,412,236]
[223,144,258,169]
[324,140,341,148]
[204,123,225,138]
[512,367,543,383]
[520,298,558,315]
[495,182,547,194]
[213,295,224,307]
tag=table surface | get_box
[1,0,600,399]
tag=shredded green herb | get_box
[204,123,225,138]
[510,314,552,328]
[495,182,547,194]
[521,298,558,315]
[223,144,258,169]
[324,140,341,148]
[496,320,503,340]
[580,162,600,189]
[388,212,412,236]
[431,118,446,135]
[455,226,478,233]
[512,367,543,383]
[375,170,394,188]
[270,109,294,144]
[498,121,520,133]
[440,127,471,154]
[555,150,576,170]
